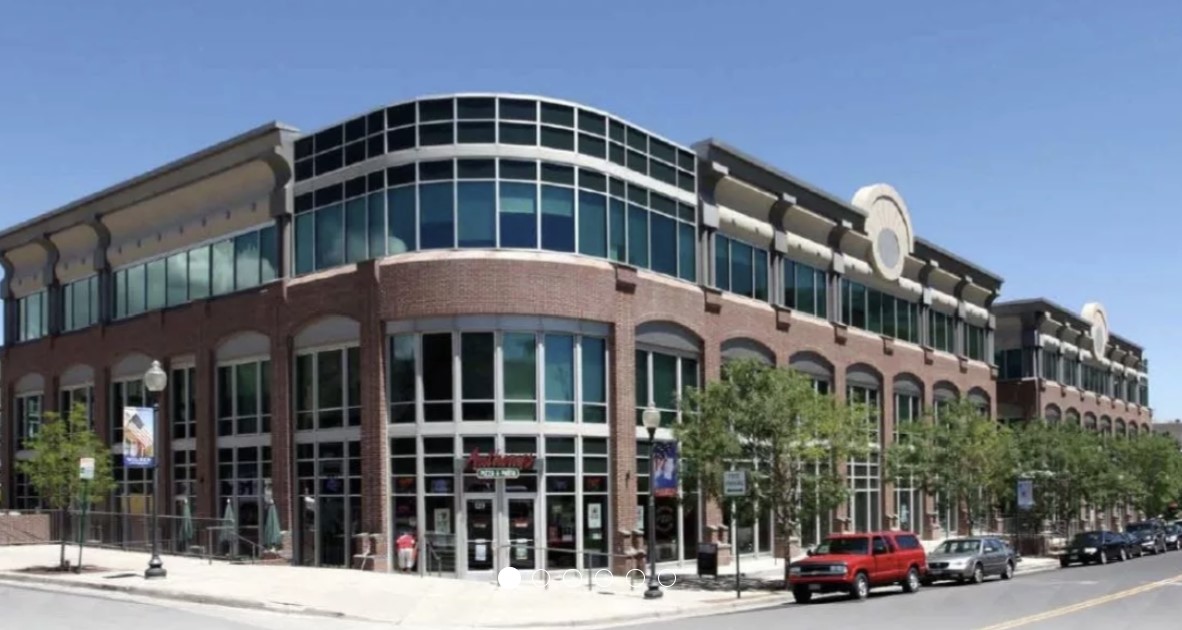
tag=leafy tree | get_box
[886,398,1014,534]
[676,358,872,556]
[17,403,115,569]
[1117,433,1182,518]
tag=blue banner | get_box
[122,406,156,468]
[651,442,679,497]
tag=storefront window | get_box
[388,325,608,425]
[582,438,610,568]
[545,437,577,569]
[423,437,456,572]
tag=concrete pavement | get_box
[0,583,394,630]
[625,549,1182,630]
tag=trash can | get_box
[697,542,719,577]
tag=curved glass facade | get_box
[294,159,697,280]
[293,95,697,192]
[291,95,699,282]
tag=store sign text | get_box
[467,449,536,479]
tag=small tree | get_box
[676,359,872,557]
[17,403,115,569]
[1118,434,1182,519]
[886,398,1014,535]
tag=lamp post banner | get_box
[123,407,156,468]
[1017,479,1034,510]
[651,442,678,498]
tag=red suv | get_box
[787,531,928,603]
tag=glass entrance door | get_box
[506,497,536,570]
[467,496,495,572]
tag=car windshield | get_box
[1126,523,1152,532]
[936,539,981,554]
[816,537,870,555]
[1072,533,1101,546]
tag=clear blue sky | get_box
[1,1,1179,418]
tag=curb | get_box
[0,570,792,629]
[481,595,792,629]
[0,572,359,621]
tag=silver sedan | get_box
[923,536,1019,585]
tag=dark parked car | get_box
[1125,521,1167,555]
[1111,531,1142,559]
[1060,530,1127,567]
[1163,523,1182,551]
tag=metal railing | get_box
[64,510,266,562]
[493,543,645,592]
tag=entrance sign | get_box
[651,442,678,497]
[723,470,747,497]
[1017,479,1034,510]
[122,407,156,468]
[476,468,521,480]
[79,457,95,481]
[467,449,536,478]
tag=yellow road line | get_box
[976,573,1182,630]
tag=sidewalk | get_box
[0,545,1060,629]
[0,545,791,628]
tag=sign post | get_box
[77,457,95,571]
[1016,478,1034,556]
[723,470,748,599]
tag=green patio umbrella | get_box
[262,500,282,551]
[179,498,195,550]
[219,499,237,554]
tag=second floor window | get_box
[995,348,1035,380]
[783,259,827,317]
[62,276,100,332]
[714,234,769,301]
[17,290,48,342]
[1041,349,1060,381]
[929,310,954,353]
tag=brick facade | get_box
[2,249,996,567]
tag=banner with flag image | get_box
[123,406,156,468]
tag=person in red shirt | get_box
[396,530,416,572]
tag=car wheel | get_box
[902,567,921,594]
[850,572,870,600]
[792,587,813,604]
[1059,558,1070,568]
[1099,550,1109,565]
[1001,561,1015,580]
[1120,548,1128,561]
[971,563,984,584]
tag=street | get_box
[0,583,392,630]
[628,551,1182,630]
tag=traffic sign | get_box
[723,470,747,497]
[79,457,95,481]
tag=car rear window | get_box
[817,537,869,555]
[895,534,921,550]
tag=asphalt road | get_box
[627,551,1182,630]
[0,583,393,630]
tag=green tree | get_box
[676,358,872,557]
[17,403,115,569]
[886,398,1014,534]
[1117,434,1182,518]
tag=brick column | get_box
[608,279,638,573]
[700,323,728,565]
[269,333,294,562]
[880,379,896,531]
[193,349,216,520]
[832,368,851,533]
[357,260,389,571]
[1,382,12,509]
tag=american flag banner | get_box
[123,407,156,468]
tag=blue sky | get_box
[1,1,1179,418]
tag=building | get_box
[1153,420,1182,449]
[994,299,1152,432]
[0,93,1002,577]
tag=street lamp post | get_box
[641,405,663,600]
[143,360,168,579]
